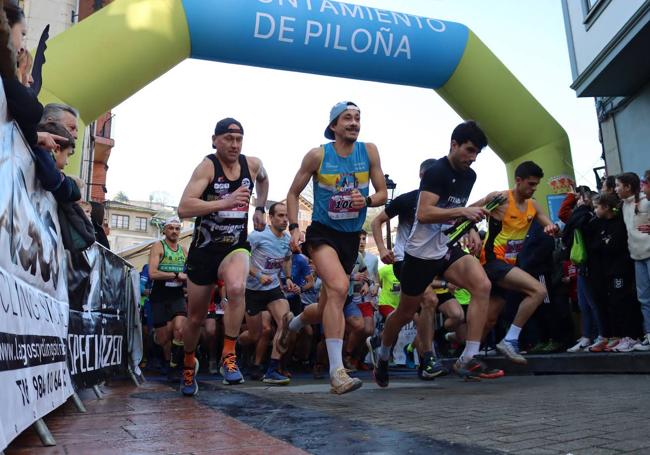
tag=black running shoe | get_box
[453,357,504,381]
[373,358,390,388]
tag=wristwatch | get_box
[255,206,265,213]
[365,196,372,207]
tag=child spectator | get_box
[33,122,80,203]
[616,172,650,351]
[580,192,641,352]
[563,190,605,351]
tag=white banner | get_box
[0,93,73,449]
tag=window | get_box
[135,217,148,231]
[111,214,129,229]
[582,0,611,28]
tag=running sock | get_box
[170,339,184,368]
[378,344,391,362]
[289,314,306,332]
[505,324,522,341]
[459,341,480,364]
[267,358,280,374]
[222,336,237,357]
[325,338,344,378]
[183,351,196,369]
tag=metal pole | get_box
[70,391,87,413]
[128,366,141,387]
[92,385,103,399]
[32,418,56,446]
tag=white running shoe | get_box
[634,334,650,351]
[567,337,592,353]
[613,337,638,352]
[330,367,363,395]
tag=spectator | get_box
[561,188,603,352]
[602,176,616,195]
[616,173,650,351]
[34,122,81,203]
[1,3,62,150]
[41,103,79,140]
[16,49,32,86]
[580,192,641,352]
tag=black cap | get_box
[214,118,244,137]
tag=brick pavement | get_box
[6,373,650,454]
[234,373,650,455]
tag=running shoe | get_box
[180,358,200,396]
[567,337,592,353]
[634,334,650,351]
[603,338,621,352]
[343,354,358,372]
[587,336,608,352]
[208,359,219,375]
[277,311,295,355]
[496,339,527,365]
[368,343,390,388]
[330,367,363,395]
[540,340,564,353]
[403,344,416,369]
[365,336,378,365]
[419,356,448,380]
[262,369,290,385]
[220,353,245,385]
[613,337,638,352]
[453,357,504,381]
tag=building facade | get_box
[21,0,116,202]
[562,0,650,177]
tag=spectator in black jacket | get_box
[578,192,642,353]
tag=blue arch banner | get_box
[183,0,469,89]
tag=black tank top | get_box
[191,154,254,252]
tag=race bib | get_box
[165,281,182,288]
[264,257,284,272]
[505,239,524,261]
[218,201,248,219]
[328,192,360,220]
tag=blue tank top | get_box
[312,142,370,232]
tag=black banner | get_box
[67,310,126,389]
[0,333,67,372]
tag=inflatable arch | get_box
[40,0,574,211]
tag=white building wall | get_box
[22,0,77,51]
[566,0,645,75]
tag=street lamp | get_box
[384,174,397,250]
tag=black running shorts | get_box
[302,222,360,275]
[245,286,286,316]
[186,243,251,286]
[150,297,187,328]
[400,247,467,297]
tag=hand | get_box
[544,224,560,237]
[354,270,368,282]
[639,224,650,234]
[286,279,300,294]
[465,229,483,256]
[222,186,250,210]
[349,189,366,210]
[252,209,266,231]
[37,132,69,150]
[370,285,378,297]
[177,272,188,282]
[446,282,459,293]
[360,282,369,296]
[259,274,273,285]
[378,247,395,264]
[461,206,489,223]
[290,228,301,252]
